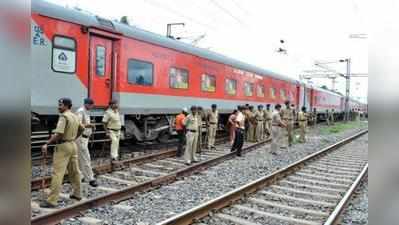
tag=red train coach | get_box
[31,0,342,143]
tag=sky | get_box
[46,0,368,103]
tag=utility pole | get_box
[342,58,351,122]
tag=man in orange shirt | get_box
[175,108,188,157]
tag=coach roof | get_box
[32,0,297,84]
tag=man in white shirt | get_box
[75,98,98,187]
[231,105,246,156]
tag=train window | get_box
[270,87,276,99]
[96,46,105,76]
[201,74,216,92]
[244,82,254,97]
[257,85,265,97]
[52,36,76,73]
[225,78,237,95]
[127,59,154,86]
[169,67,189,89]
[280,89,286,100]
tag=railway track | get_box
[31,137,270,225]
[156,129,368,225]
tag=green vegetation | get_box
[320,121,367,135]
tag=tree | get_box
[120,16,129,25]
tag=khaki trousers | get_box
[185,131,198,163]
[47,142,81,205]
[271,126,282,152]
[299,122,306,143]
[109,130,120,159]
[76,137,94,181]
[247,123,256,142]
[264,120,272,137]
[285,120,294,146]
[256,121,264,141]
[207,124,217,148]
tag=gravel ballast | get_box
[61,122,368,225]
[341,178,368,225]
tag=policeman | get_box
[75,98,98,187]
[255,105,264,141]
[247,105,256,142]
[264,104,273,138]
[330,109,335,125]
[103,99,122,161]
[326,109,331,126]
[196,106,205,153]
[175,108,188,157]
[271,104,286,153]
[281,100,294,147]
[298,106,308,143]
[312,108,317,126]
[183,106,199,165]
[206,104,218,150]
[40,98,84,208]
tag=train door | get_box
[89,35,114,107]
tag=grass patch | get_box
[320,121,366,135]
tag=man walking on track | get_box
[206,104,218,150]
[40,98,84,208]
[183,106,199,165]
[271,104,286,153]
[75,98,98,187]
[175,108,187,157]
[231,105,245,157]
[103,100,122,161]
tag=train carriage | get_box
[31,0,364,146]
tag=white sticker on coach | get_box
[53,48,76,73]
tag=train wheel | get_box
[157,130,171,144]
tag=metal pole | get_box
[344,58,351,122]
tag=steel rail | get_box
[31,139,269,225]
[156,129,368,225]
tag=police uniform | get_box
[264,108,273,137]
[298,111,308,143]
[75,106,95,183]
[207,109,218,149]
[47,110,83,206]
[330,110,335,125]
[281,107,294,147]
[246,110,256,142]
[195,111,204,153]
[254,109,264,141]
[103,108,122,160]
[183,113,199,164]
[326,110,331,126]
[271,110,283,152]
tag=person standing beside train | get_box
[196,106,205,153]
[206,104,218,150]
[175,108,188,157]
[75,98,98,187]
[183,106,199,165]
[326,109,331,126]
[231,105,245,157]
[255,105,265,141]
[103,100,122,161]
[298,106,308,143]
[281,100,294,148]
[311,108,317,126]
[228,109,238,145]
[330,109,335,125]
[271,104,286,153]
[40,98,84,208]
[264,104,273,138]
[246,105,256,142]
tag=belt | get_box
[257,120,264,122]
[108,128,120,131]
[266,119,272,121]
[57,139,74,144]
[209,122,217,125]
[82,134,90,138]
[187,129,197,133]
[299,120,307,122]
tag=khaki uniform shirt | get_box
[255,110,264,122]
[272,110,283,126]
[76,106,92,136]
[207,110,219,124]
[103,108,122,130]
[281,108,293,121]
[298,111,308,125]
[183,113,198,131]
[54,110,83,141]
[264,109,273,121]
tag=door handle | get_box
[105,78,111,87]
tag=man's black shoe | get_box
[70,195,82,201]
[39,201,56,208]
[89,180,98,187]
[236,153,242,157]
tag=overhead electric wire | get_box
[209,0,247,27]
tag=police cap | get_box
[58,98,72,107]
